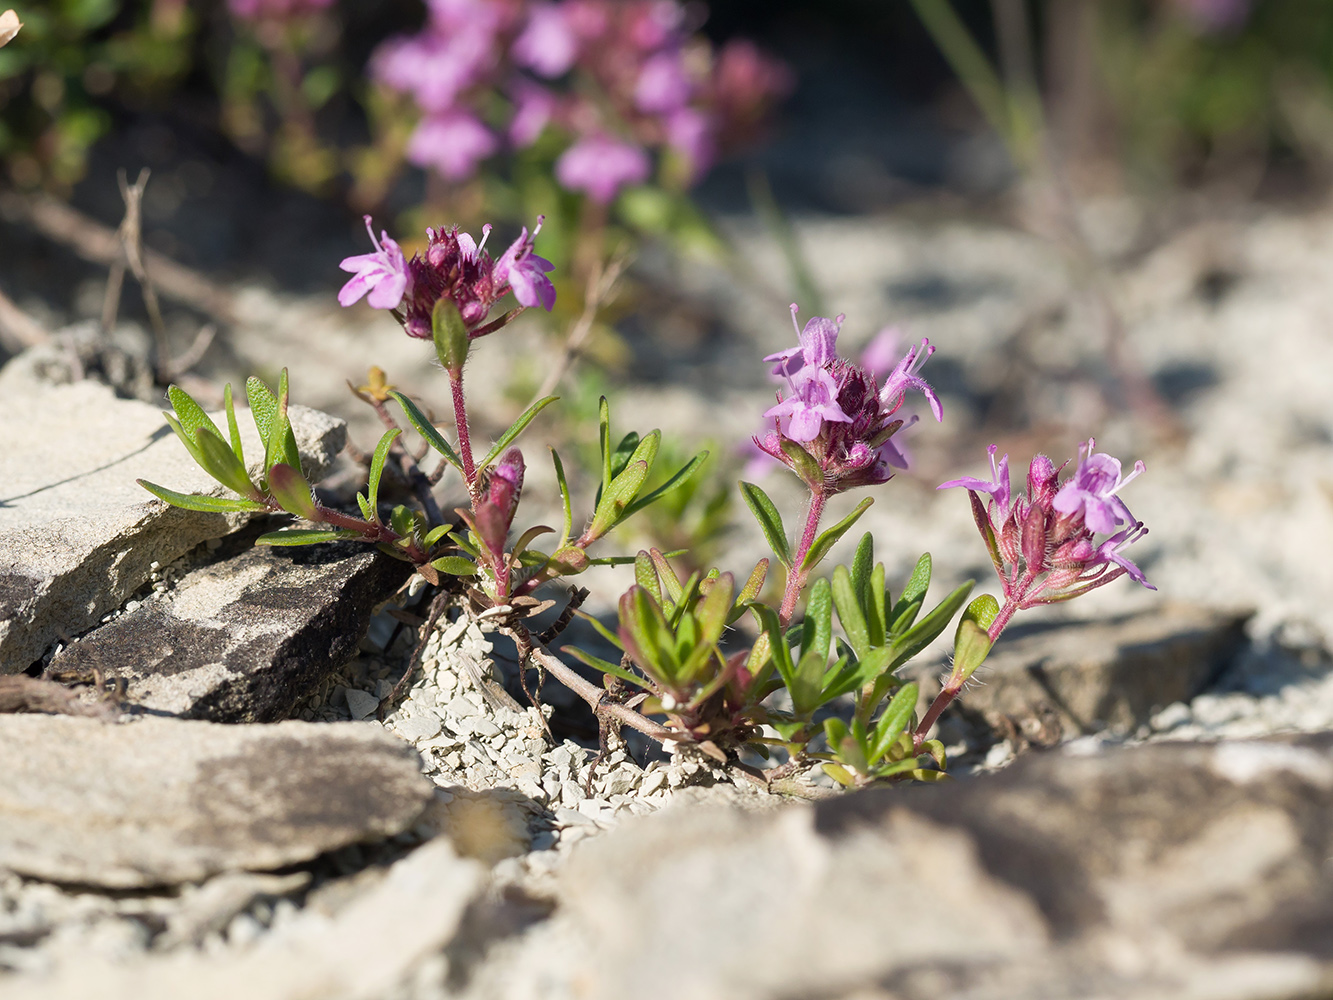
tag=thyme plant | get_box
[140,214,1154,788]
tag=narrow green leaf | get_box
[850,533,874,611]
[194,426,259,499]
[545,447,574,547]
[823,716,850,751]
[563,646,651,690]
[800,497,874,574]
[245,376,278,450]
[163,413,206,468]
[367,428,401,514]
[868,562,887,647]
[138,480,268,513]
[832,565,869,659]
[356,492,374,520]
[870,681,919,764]
[610,431,642,482]
[620,449,708,520]
[891,598,923,637]
[800,576,833,663]
[423,524,452,548]
[621,586,679,684]
[918,738,947,770]
[597,396,612,503]
[223,383,244,464]
[432,298,470,371]
[388,390,463,470]
[739,481,791,568]
[821,646,893,702]
[731,558,769,624]
[431,556,479,576]
[634,551,662,605]
[648,549,684,608]
[478,396,559,472]
[891,553,932,628]
[751,603,797,702]
[679,573,733,683]
[779,438,821,485]
[905,768,950,783]
[267,463,317,520]
[887,580,975,673]
[511,525,553,560]
[951,593,999,682]
[167,384,223,446]
[257,529,360,546]
[572,608,625,650]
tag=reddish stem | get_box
[448,369,478,503]
[779,489,827,627]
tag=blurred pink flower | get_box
[555,135,651,203]
[513,3,579,77]
[407,111,499,181]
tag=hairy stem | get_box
[448,369,479,503]
[779,488,827,626]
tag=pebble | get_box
[344,689,379,721]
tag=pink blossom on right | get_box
[555,134,651,203]
[940,439,1154,631]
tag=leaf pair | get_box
[739,481,872,575]
[821,682,946,786]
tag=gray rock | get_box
[46,543,410,723]
[465,733,1333,1000]
[907,603,1251,739]
[0,839,482,1000]
[0,371,345,673]
[0,715,434,888]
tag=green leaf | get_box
[779,438,821,486]
[951,593,999,682]
[478,396,559,472]
[511,525,553,560]
[800,576,833,664]
[870,682,919,764]
[887,580,975,673]
[137,480,268,513]
[850,533,874,611]
[356,492,374,520]
[388,390,463,470]
[194,426,259,499]
[550,448,573,547]
[257,529,361,546]
[918,738,947,770]
[621,586,680,685]
[621,449,708,520]
[732,559,768,624]
[609,431,641,483]
[648,549,685,608]
[751,603,798,706]
[432,298,470,372]
[563,646,651,690]
[832,564,869,659]
[891,553,932,630]
[679,573,732,684]
[167,384,223,448]
[245,376,278,450]
[634,551,662,605]
[598,396,612,500]
[223,383,244,464]
[423,524,453,548]
[821,645,893,702]
[431,555,479,576]
[267,463,317,520]
[739,481,791,568]
[868,563,887,648]
[367,428,400,516]
[800,497,874,574]
[822,762,858,787]
[572,608,625,650]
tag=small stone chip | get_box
[345,689,380,721]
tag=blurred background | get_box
[3,0,1333,649]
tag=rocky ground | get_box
[3,193,1333,999]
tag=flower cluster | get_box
[754,307,942,496]
[941,439,1154,622]
[338,214,555,338]
[370,0,790,199]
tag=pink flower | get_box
[880,338,942,422]
[338,217,410,310]
[635,50,692,113]
[555,135,651,203]
[1051,438,1144,535]
[513,3,579,77]
[406,111,499,181]
[665,107,714,182]
[510,82,556,148]
[494,218,556,311]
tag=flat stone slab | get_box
[475,733,1333,1000]
[0,367,346,674]
[0,715,434,889]
[906,602,1250,737]
[47,542,411,722]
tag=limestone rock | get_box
[0,370,346,673]
[0,715,433,888]
[0,839,482,1000]
[47,543,410,722]
[906,603,1251,738]
[463,734,1333,1000]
